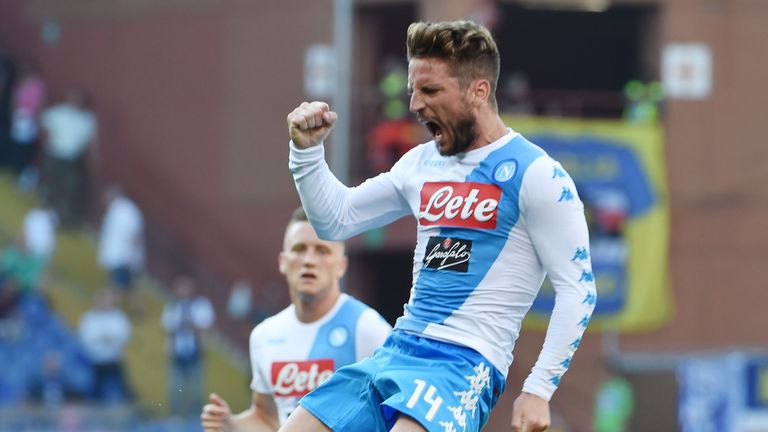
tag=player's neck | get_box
[468,112,508,152]
[294,290,342,323]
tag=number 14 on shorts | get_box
[406,378,444,422]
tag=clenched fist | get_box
[287,101,338,149]
[511,392,550,432]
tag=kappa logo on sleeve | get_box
[419,182,501,229]
[423,236,472,272]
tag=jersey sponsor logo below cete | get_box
[423,236,472,272]
[419,182,501,229]
[271,359,335,397]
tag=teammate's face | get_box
[279,221,347,304]
[408,57,478,156]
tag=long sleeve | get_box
[288,141,411,240]
[519,158,597,401]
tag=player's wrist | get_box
[521,378,554,402]
[289,139,323,151]
[289,138,312,150]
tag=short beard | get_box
[439,114,477,156]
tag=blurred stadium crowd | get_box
[0,51,213,431]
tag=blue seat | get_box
[0,293,90,406]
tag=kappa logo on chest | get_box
[418,182,501,229]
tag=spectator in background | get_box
[26,349,82,408]
[40,88,97,227]
[1,235,45,296]
[594,368,634,432]
[78,290,132,404]
[623,80,664,124]
[226,279,253,321]
[162,275,215,418]
[97,186,144,312]
[9,59,46,190]
[228,279,285,326]
[22,203,57,266]
[366,59,426,174]
[250,281,283,326]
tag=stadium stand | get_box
[0,172,249,431]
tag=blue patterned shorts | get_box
[299,330,506,432]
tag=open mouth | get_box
[424,120,444,143]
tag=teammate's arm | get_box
[231,391,280,431]
[201,323,280,431]
[201,392,279,432]
[513,158,598,431]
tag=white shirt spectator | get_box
[98,196,145,271]
[79,306,131,364]
[226,279,252,320]
[22,207,57,261]
[162,296,215,359]
[162,296,215,332]
[41,103,97,160]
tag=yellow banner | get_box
[504,116,671,332]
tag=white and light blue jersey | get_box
[250,293,391,424]
[289,129,596,401]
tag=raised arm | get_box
[286,101,411,240]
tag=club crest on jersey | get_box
[419,182,501,229]
[493,159,518,183]
[423,236,472,272]
[271,359,335,397]
[328,326,348,347]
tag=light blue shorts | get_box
[299,330,506,432]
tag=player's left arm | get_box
[354,309,393,360]
[515,157,597,426]
[229,392,280,431]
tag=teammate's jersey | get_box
[289,129,596,401]
[249,293,392,424]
